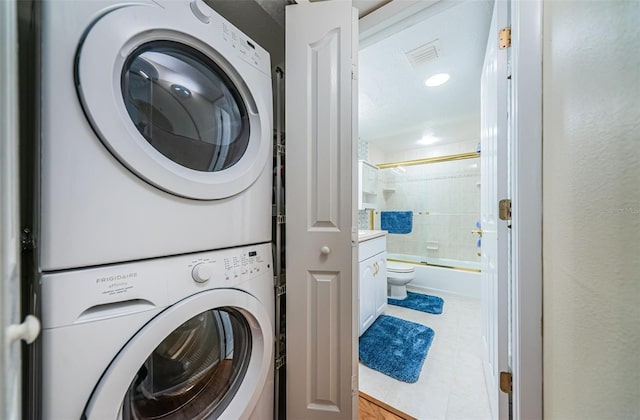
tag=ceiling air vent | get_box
[405,39,441,69]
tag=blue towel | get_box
[381,211,413,234]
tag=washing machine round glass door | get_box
[75,3,271,200]
[83,289,273,419]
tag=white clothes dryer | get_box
[39,0,273,270]
[41,242,274,419]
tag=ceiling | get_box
[253,0,391,26]
[358,0,494,153]
[352,0,392,17]
[212,0,493,154]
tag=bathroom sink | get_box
[358,229,386,242]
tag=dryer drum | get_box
[121,307,252,419]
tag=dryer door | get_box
[76,3,272,200]
[83,289,273,419]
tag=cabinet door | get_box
[357,161,379,210]
[359,259,375,336]
[374,254,387,316]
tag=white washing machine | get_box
[40,0,273,271]
[41,242,274,419]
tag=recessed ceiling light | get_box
[417,135,439,145]
[425,73,450,87]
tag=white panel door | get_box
[1,1,24,417]
[480,1,509,419]
[285,1,358,419]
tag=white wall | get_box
[543,1,640,418]
[367,141,384,166]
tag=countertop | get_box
[358,230,387,243]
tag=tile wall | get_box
[369,140,481,264]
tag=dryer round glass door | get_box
[75,3,272,200]
[121,41,250,174]
[83,289,273,419]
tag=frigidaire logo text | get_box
[95,272,138,284]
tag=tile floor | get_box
[359,287,492,420]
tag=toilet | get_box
[386,261,416,300]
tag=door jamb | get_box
[509,1,543,418]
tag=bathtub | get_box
[387,253,481,299]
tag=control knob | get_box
[192,263,212,283]
[190,0,212,24]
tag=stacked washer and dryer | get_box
[38,0,275,418]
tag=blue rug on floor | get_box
[359,315,434,383]
[388,292,444,314]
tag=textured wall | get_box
[543,1,640,418]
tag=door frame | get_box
[509,1,543,418]
[358,1,543,418]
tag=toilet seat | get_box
[387,261,415,274]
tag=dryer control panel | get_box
[221,21,270,76]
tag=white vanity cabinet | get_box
[358,231,387,336]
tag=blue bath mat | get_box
[388,292,444,315]
[359,315,434,383]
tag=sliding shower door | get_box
[374,153,481,270]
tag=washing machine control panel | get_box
[186,244,271,287]
[221,249,267,283]
[41,243,273,329]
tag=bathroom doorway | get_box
[357,1,495,417]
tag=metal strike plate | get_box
[499,199,512,221]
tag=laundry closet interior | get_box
[14,0,499,419]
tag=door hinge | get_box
[275,354,286,370]
[499,199,512,221]
[275,284,286,297]
[276,214,286,225]
[500,371,513,394]
[499,26,511,49]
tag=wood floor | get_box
[358,392,416,420]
